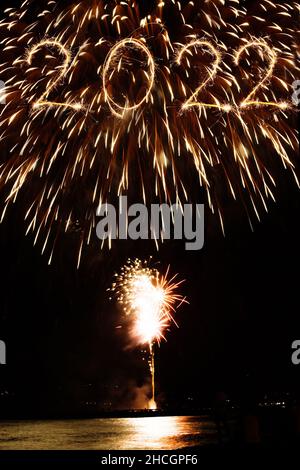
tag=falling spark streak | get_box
[110,258,187,408]
[0,0,299,263]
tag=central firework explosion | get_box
[111,258,186,409]
[0,0,299,264]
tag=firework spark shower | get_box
[0,0,299,263]
[110,258,186,408]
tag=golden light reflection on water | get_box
[0,416,216,450]
[127,416,182,449]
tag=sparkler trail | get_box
[0,0,299,263]
[111,258,186,408]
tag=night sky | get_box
[0,0,299,416]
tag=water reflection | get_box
[131,416,179,445]
[126,416,208,449]
[0,416,217,450]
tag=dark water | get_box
[0,416,217,450]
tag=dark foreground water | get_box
[0,416,217,450]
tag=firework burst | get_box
[110,257,186,408]
[0,0,299,263]
[110,258,186,345]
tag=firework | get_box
[111,258,186,408]
[0,0,299,263]
[111,258,186,344]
